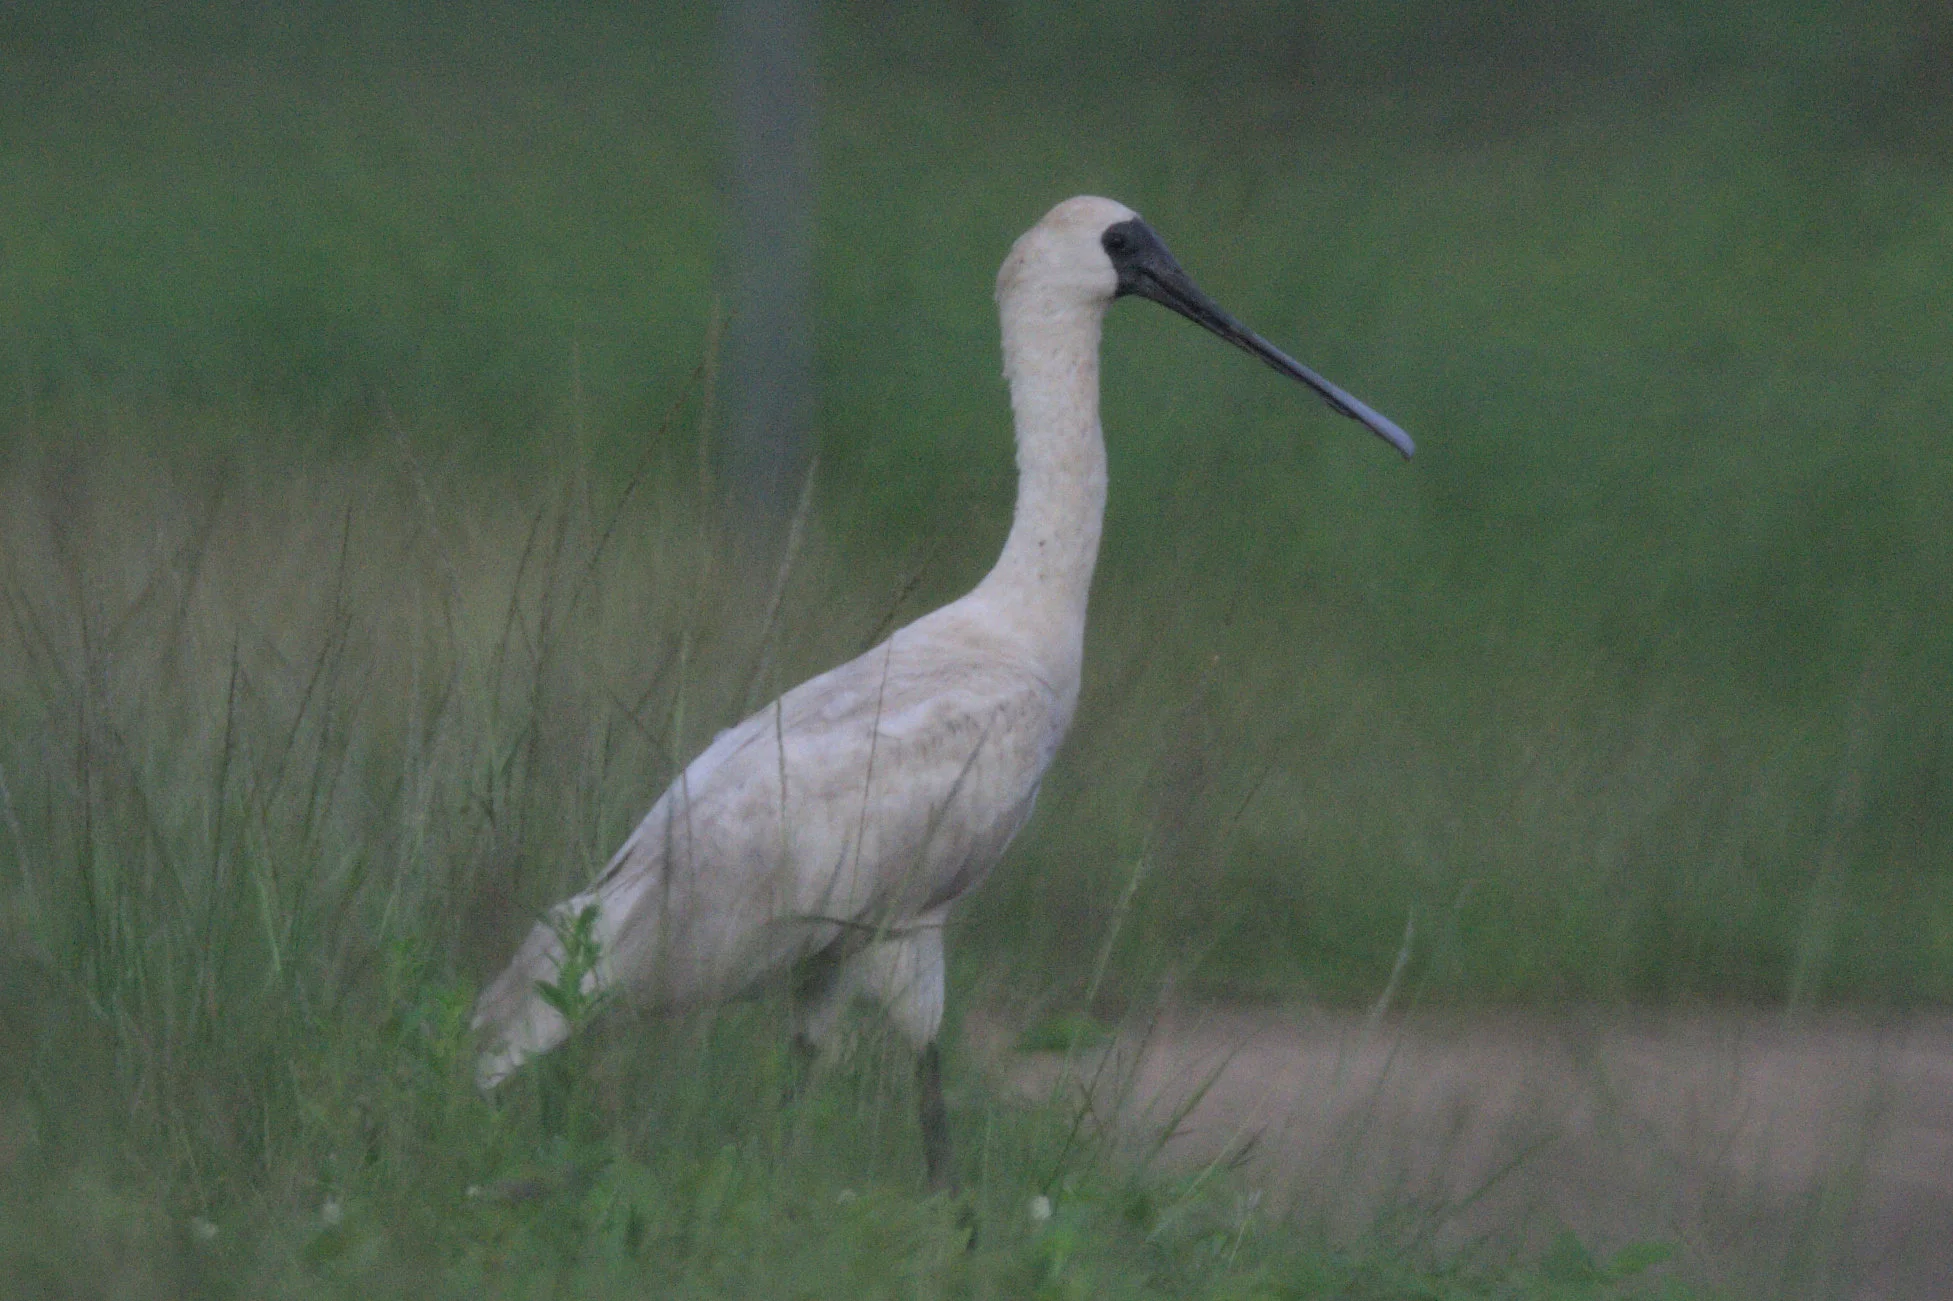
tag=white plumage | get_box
[472,196,1411,1190]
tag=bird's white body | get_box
[473,197,1130,1088]
[472,198,1411,1189]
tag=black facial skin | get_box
[1100,217,1414,458]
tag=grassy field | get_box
[1,1,1948,1294]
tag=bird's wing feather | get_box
[472,618,1065,1083]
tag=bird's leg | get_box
[915,1040,958,1196]
[785,949,844,1106]
[783,1028,820,1107]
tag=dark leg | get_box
[916,1040,958,1196]
[785,950,840,1106]
[782,1030,819,1106]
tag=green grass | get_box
[2,0,1948,1293]
[0,452,1701,1297]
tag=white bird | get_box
[472,195,1412,1191]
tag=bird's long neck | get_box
[969,292,1109,676]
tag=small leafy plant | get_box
[532,904,610,1148]
[536,903,610,1030]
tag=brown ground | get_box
[972,1007,1953,1300]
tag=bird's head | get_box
[999,195,1414,458]
[996,195,1138,309]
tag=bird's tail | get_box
[471,904,584,1090]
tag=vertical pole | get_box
[719,0,817,558]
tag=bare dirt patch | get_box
[973,1008,1952,1299]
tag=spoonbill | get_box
[472,195,1412,1191]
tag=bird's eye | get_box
[1103,229,1130,255]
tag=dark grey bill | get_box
[1101,218,1414,459]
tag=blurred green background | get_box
[3,0,1949,1006]
[3,2,1950,1294]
